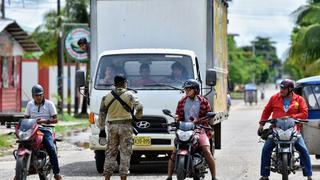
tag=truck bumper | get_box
[89,133,175,152]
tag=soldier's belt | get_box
[108,120,131,124]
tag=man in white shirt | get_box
[24,84,62,180]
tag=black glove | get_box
[257,128,263,136]
[99,129,106,138]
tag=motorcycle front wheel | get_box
[15,155,28,180]
[176,155,187,180]
[281,153,289,180]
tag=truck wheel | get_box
[94,150,105,174]
[130,154,141,164]
[176,155,186,180]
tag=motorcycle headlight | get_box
[18,129,33,141]
[177,130,193,141]
[277,128,293,141]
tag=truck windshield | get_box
[94,54,194,90]
[303,85,320,110]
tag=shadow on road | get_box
[60,160,168,177]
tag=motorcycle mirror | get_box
[162,109,173,117]
[205,112,216,119]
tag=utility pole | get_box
[1,0,5,18]
[57,0,64,114]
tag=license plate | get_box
[134,136,151,146]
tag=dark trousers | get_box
[260,138,312,177]
[41,129,60,175]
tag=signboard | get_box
[64,27,90,62]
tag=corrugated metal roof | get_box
[0,19,41,52]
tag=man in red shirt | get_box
[165,79,217,180]
[258,79,312,180]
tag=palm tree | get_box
[287,0,320,76]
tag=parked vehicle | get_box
[262,118,306,180]
[13,119,56,180]
[162,109,216,180]
[76,0,229,172]
[294,76,320,159]
[244,83,257,105]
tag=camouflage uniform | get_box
[104,122,133,176]
[98,87,143,177]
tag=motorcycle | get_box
[162,109,216,180]
[13,119,58,180]
[261,118,307,180]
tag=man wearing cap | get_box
[97,75,143,180]
[258,79,312,180]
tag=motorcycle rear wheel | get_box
[281,154,289,180]
[176,155,186,180]
[15,156,28,180]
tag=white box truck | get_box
[77,0,229,173]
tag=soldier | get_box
[97,75,143,180]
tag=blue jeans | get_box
[260,137,312,177]
[41,129,60,175]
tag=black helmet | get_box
[31,84,44,95]
[280,79,295,89]
[77,37,87,46]
[182,79,200,93]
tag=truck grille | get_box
[134,116,169,133]
[151,139,171,145]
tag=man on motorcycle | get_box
[24,84,62,180]
[166,79,217,180]
[258,79,312,180]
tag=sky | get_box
[228,0,307,60]
[3,0,307,60]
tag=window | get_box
[94,53,194,90]
[303,85,320,110]
[2,57,9,88]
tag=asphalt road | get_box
[1,88,320,180]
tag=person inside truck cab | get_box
[99,64,115,85]
[161,62,188,84]
[166,79,218,180]
[132,63,155,87]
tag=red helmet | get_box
[280,79,295,89]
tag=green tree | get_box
[287,0,320,77]
[32,0,90,67]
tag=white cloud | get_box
[228,0,307,60]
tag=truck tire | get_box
[94,150,105,174]
[15,156,27,180]
[176,155,186,180]
[281,154,289,180]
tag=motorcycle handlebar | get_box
[264,118,308,124]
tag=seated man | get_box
[132,63,155,87]
[160,62,188,84]
[99,65,115,85]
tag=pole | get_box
[67,56,71,114]
[1,0,5,18]
[74,62,80,115]
[57,0,64,114]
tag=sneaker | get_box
[212,178,218,180]
[259,177,269,180]
[165,177,172,180]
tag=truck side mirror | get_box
[76,70,86,87]
[206,69,217,86]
